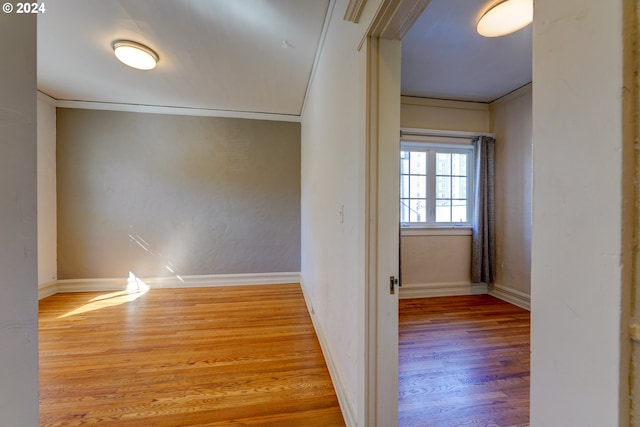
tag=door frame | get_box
[354,2,430,425]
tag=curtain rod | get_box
[400,128,494,139]
[401,132,474,140]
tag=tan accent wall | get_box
[489,84,532,295]
[401,96,490,132]
[400,97,489,289]
[56,108,300,279]
[401,233,471,284]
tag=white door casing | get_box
[363,35,401,427]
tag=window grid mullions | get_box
[401,148,430,223]
[401,144,474,227]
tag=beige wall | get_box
[300,0,364,421]
[399,91,533,301]
[401,96,490,132]
[56,108,301,279]
[37,94,57,285]
[0,13,39,425]
[399,98,489,295]
[531,0,629,424]
[490,85,532,296]
[401,231,471,284]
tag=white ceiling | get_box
[37,0,330,117]
[401,0,532,102]
[37,0,532,117]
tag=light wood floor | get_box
[399,295,530,427]
[39,284,345,427]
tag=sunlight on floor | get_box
[58,272,150,318]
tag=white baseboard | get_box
[299,282,357,427]
[399,281,487,299]
[38,281,59,300]
[38,272,301,299]
[489,283,531,311]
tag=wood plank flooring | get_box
[39,284,345,427]
[399,295,530,427]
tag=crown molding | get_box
[37,91,57,106]
[379,0,431,40]
[489,82,532,108]
[344,0,367,22]
[401,95,489,110]
[38,94,301,123]
[359,0,431,48]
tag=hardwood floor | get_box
[39,284,345,427]
[399,295,530,427]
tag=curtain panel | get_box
[471,136,496,283]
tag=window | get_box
[400,142,474,227]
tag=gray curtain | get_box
[471,136,495,283]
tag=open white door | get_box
[364,36,401,427]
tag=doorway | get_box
[366,0,632,425]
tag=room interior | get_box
[1,0,634,426]
[37,0,533,305]
[36,0,533,424]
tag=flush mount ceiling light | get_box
[112,40,159,70]
[477,0,533,37]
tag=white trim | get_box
[400,142,475,227]
[37,91,57,106]
[399,281,487,299]
[299,282,356,427]
[300,0,335,119]
[489,283,531,311]
[401,227,472,236]
[401,140,472,149]
[344,0,367,22]
[39,272,300,298]
[400,96,490,111]
[401,127,494,139]
[380,0,431,40]
[489,82,532,108]
[38,281,59,300]
[47,98,301,123]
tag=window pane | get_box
[435,199,451,222]
[409,199,427,222]
[452,153,467,176]
[400,144,473,226]
[400,151,410,174]
[436,176,450,199]
[400,199,410,223]
[410,175,426,198]
[452,200,467,223]
[452,177,467,199]
[400,175,409,198]
[409,151,426,174]
[436,152,450,175]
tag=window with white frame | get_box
[400,138,474,227]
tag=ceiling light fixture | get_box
[477,0,533,37]
[112,40,159,70]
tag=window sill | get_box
[401,226,472,237]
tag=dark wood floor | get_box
[399,295,530,427]
[39,284,345,427]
